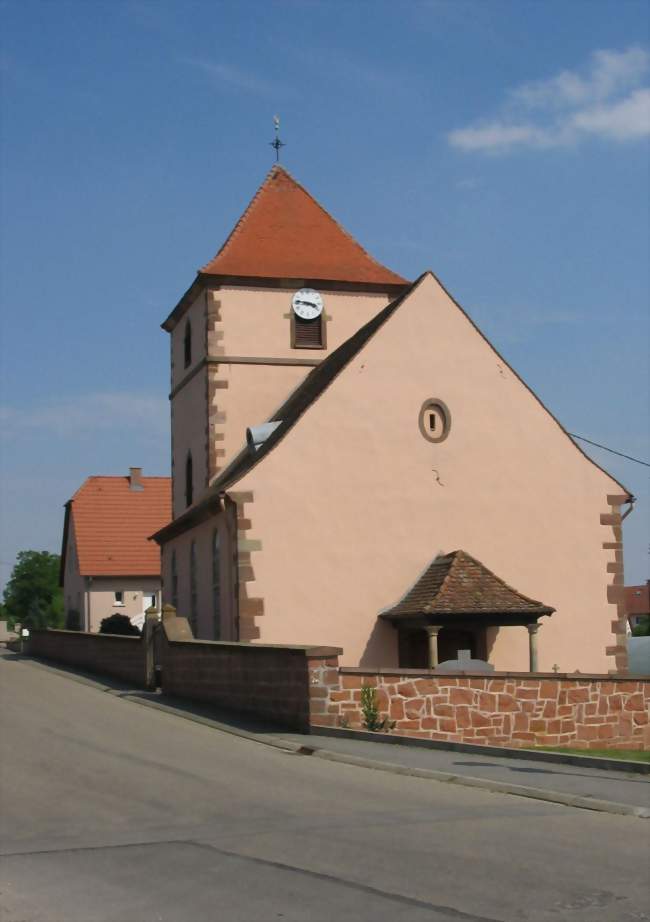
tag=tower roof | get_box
[201,165,408,286]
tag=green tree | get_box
[631,616,650,637]
[2,551,64,629]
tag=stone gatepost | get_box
[143,606,159,690]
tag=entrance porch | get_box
[381,550,554,672]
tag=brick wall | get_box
[28,629,146,687]
[160,634,341,731]
[309,666,650,750]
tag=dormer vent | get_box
[246,422,282,454]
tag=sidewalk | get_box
[280,729,650,810]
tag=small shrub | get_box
[360,684,391,732]
[99,613,140,637]
[631,616,650,637]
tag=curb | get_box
[8,654,650,819]
[295,747,650,819]
[308,725,650,775]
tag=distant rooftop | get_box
[66,473,171,577]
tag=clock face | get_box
[292,288,323,320]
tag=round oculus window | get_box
[419,399,451,443]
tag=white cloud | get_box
[572,87,650,141]
[0,393,168,436]
[450,123,545,152]
[184,58,293,99]
[449,47,650,153]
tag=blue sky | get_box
[1,0,648,591]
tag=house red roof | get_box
[625,583,650,617]
[68,476,171,577]
[200,165,407,286]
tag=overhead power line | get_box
[569,434,650,468]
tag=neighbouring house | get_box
[0,621,18,645]
[61,468,171,632]
[625,582,650,633]
[152,165,632,674]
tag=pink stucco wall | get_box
[229,274,627,672]
[62,519,85,624]
[169,284,395,518]
[215,286,392,359]
[171,370,208,516]
[161,505,238,641]
[211,361,308,481]
[85,577,161,633]
[170,291,206,391]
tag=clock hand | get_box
[296,299,317,308]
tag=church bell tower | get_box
[162,165,408,519]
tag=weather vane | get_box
[270,115,285,162]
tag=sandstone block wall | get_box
[160,638,340,731]
[28,629,146,687]
[308,666,650,750]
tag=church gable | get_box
[220,272,627,500]
[229,273,628,670]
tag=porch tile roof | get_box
[383,551,555,619]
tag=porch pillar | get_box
[527,622,540,672]
[425,626,441,669]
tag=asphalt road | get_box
[1,653,649,922]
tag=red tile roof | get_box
[383,551,555,618]
[200,165,407,286]
[69,476,171,577]
[625,583,650,617]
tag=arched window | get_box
[170,550,178,611]
[183,320,192,368]
[212,529,221,640]
[185,453,193,507]
[189,542,198,634]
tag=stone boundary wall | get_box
[308,666,650,750]
[28,629,146,687]
[25,630,649,748]
[160,637,340,731]
[26,627,340,733]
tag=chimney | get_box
[129,467,144,491]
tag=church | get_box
[153,165,631,674]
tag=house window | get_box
[114,591,124,606]
[292,313,325,349]
[171,551,178,611]
[212,529,221,640]
[189,542,198,634]
[183,321,192,368]
[185,453,193,507]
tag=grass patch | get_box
[533,746,650,762]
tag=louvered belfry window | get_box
[293,314,324,349]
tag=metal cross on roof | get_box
[270,115,285,162]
